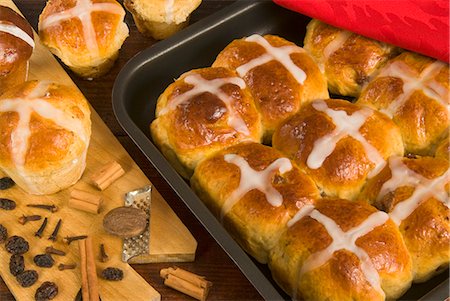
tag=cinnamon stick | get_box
[70,189,102,206]
[91,161,125,190]
[160,267,212,301]
[161,267,212,289]
[79,237,99,301]
[69,198,100,214]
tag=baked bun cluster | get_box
[0,81,91,195]
[124,0,202,40]
[150,21,449,300]
[38,0,129,79]
[0,5,34,92]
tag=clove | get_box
[63,235,87,245]
[35,217,48,238]
[58,263,76,271]
[45,246,66,256]
[99,244,109,263]
[26,204,58,213]
[18,215,41,225]
[48,219,62,241]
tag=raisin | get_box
[16,270,38,287]
[0,224,7,243]
[5,236,29,254]
[0,177,15,190]
[101,267,124,281]
[9,254,25,276]
[35,281,58,301]
[0,198,16,210]
[34,254,54,268]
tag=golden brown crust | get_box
[0,80,91,195]
[435,138,449,160]
[272,99,404,200]
[360,156,450,282]
[191,142,320,263]
[38,0,128,78]
[269,198,412,301]
[213,34,329,142]
[357,52,449,155]
[0,6,34,91]
[304,19,399,97]
[151,67,263,179]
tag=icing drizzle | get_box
[236,34,307,85]
[288,204,388,298]
[39,0,124,54]
[0,23,34,48]
[307,100,385,178]
[377,156,450,225]
[323,30,352,63]
[159,73,250,136]
[377,60,448,118]
[221,153,292,220]
[0,81,89,167]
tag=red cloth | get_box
[273,0,449,63]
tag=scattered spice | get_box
[18,215,42,225]
[9,254,25,276]
[0,198,16,210]
[34,254,55,268]
[45,246,66,256]
[48,219,62,241]
[0,224,7,243]
[35,217,48,238]
[16,270,38,287]
[99,244,109,263]
[5,236,29,254]
[63,235,87,245]
[35,281,58,301]
[58,263,76,271]
[27,204,58,213]
[0,177,15,190]
[101,267,123,281]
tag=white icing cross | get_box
[0,23,34,48]
[165,0,174,23]
[236,34,307,85]
[307,100,385,178]
[377,156,450,225]
[221,154,292,220]
[377,60,448,118]
[288,204,388,298]
[0,81,89,167]
[39,0,124,54]
[159,73,251,136]
[323,30,352,63]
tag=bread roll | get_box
[124,0,201,40]
[38,0,129,79]
[435,138,449,160]
[269,198,413,301]
[0,5,34,93]
[0,81,91,195]
[151,67,262,179]
[357,52,449,155]
[191,142,320,263]
[273,98,403,200]
[213,34,329,142]
[304,19,399,97]
[361,156,449,282]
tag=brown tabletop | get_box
[0,1,263,300]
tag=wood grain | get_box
[0,1,198,300]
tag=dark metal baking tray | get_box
[112,1,449,300]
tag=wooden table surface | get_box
[0,1,263,300]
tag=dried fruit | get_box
[16,270,38,287]
[5,236,29,254]
[0,177,15,190]
[34,254,54,268]
[0,224,7,243]
[9,254,25,276]
[101,267,124,281]
[0,198,16,210]
[35,281,58,301]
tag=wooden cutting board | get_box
[0,1,197,300]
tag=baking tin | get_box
[112,1,449,300]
